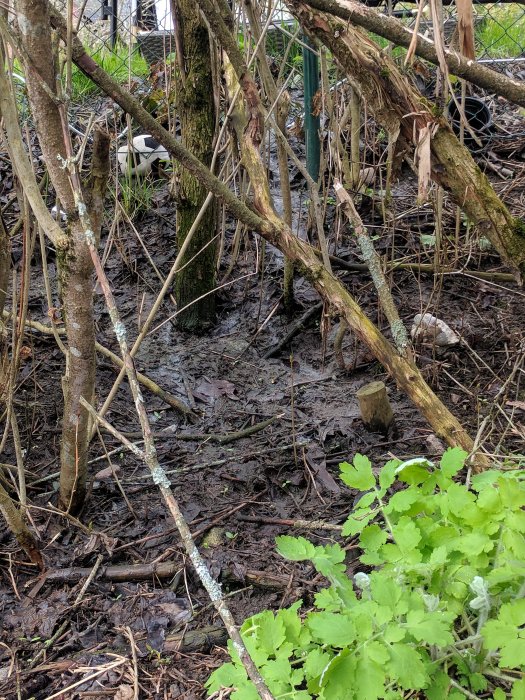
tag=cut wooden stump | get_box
[357,381,394,434]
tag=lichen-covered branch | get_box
[334,181,411,357]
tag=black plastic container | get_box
[448,96,493,153]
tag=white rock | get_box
[411,313,460,347]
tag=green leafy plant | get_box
[69,43,149,99]
[207,449,525,699]
[116,174,164,219]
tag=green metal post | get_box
[302,38,320,182]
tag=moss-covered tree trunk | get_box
[172,0,217,332]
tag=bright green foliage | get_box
[206,449,525,699]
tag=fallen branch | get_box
[334,180,411,357]
[329,256,518,283]
[164,625,228,653]
[237,514,343,530]
[263,302,323,358]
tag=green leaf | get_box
[342,512,372,537]
[499,478,525,509]
[405,609,454,646]
[276,536,316,561]
[451,531,493,556]
[356,655,386,700]
[443,483,475,517]
[278,602,302,645]
[501,599,525,626]
[256,611,286,656]
[314,586,343,611]
[503,530,525,558]
[481,619,512,649]
[360,524,387,552]
[262,657,294,690]
[366,640,390,665]
[340,454,376,491]
[384,623,406,643]
[388,643,429,689]
[396,460,433,485]
[303,647,332,681]
[477,487,503,513]
[307,612,356,647]
[353,490,377,509]
[493,689,507,700]
[388,488,419,512]
[425,671,452,700]
[370,574,404,612]
[507,511,525,533]
[468,673,488,693]
[319,649,357,699]
[379,459,399,490]
[512,678,525,699]
[440,447,468,478]
[429,545,447,566]
[360,551,384,566]
[498,638,525,668]
[206,663,252,695]
[314,543,346,566]
[392,517,422,553]
[287,691,312,700]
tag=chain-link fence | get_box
[58,0,525,84]
[394,1,525,66]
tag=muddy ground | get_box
[1,85,525,699]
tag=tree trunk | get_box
[286,1,525,280]
[14,0,99,513]
[0,480,42,568]
[171,0,217,333]
[0,214,9,322]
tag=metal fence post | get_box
[101,0,118,47]
[302,37,320,182]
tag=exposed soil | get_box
[1,80,525,699]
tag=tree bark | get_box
[0,480,43,568]
[286,1,525,280]
[357,380,394,433]
[171,0,218,333]
[14,0,99,512]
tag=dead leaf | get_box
[114,686,134,700]
[94,465,121,480]
[416,124,432,203]
[426,434,445,453]
[405,0,428,65]
[507,401,525,411]
[456,0,476,59]
[304,445,341,494]
[193,377,238,403]
[429,0,449,75]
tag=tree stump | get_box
[356,381,394,434]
